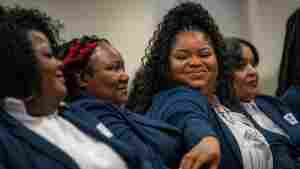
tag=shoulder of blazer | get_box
[256,95,292,112]
[151,86,210,111]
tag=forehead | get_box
[241,45,254,62]
[173,31,210,49]
[93,43,123,63]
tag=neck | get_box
[24,95,60,116]
[200,86,216,104]
[206,93,217,105]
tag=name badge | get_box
[284,113,299,125]
[96,122,114,138]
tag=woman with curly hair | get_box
[219,37,299,169]
[128,2,297,169]
[0,6,142,169]
[276,8,300,118]
[128,2,223,169]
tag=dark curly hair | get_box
[6,6,63,53]
[0,6,63,99]
[276,8,300,96]
[58,35,110,102]
[218,37,259,112]
[126,2,225,113]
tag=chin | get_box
[241,93,256,102]
[55,87,67,99]
[116,97,128,106]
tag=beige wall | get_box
[1,0,178,77]
[241,0,300,95]
[2,0,299,95]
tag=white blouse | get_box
[4,97,128,169]
[212,97,273,169]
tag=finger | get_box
[209,157,220,169]
[180,154,196,169]
[191,154,209,169]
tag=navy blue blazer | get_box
[281,86,300,120]
[68,95,182,169]
[0,109,142,169]
[147,87,297,169]
[255,95,300,162]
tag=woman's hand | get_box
[179,136,221,169]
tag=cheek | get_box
[206,57,219,83]
[169,60,186,80]
[87,73,117,95]
[40,66,55,87]
[233,74,245,91]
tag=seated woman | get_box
[220,37,300,166]
[276,8,300,118]
[0,6,141,169]
[128,2,297,169]
[60,35,182,169]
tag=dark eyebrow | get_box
[173,49,190,53]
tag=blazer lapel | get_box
[255,98,291,127]
[62,110,140,168]
[0,112,79,169]
[209,108,243,168]
[61,110,110,143]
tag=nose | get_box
[119,70,129,84]
[189,54,202,67]
[54,57,64,70]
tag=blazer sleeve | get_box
[69,100,159,169]
[149,87,217,151]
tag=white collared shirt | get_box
[212,97,273,169]
[242,101,289,138]
[4,97,127,169]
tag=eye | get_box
[106,63,124,71]
[173,51,190,60]
[113,62,125,71]
[198,48,211,58]
[235,62,247,70]
[105,65,114,70]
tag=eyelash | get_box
[107,64,124,71]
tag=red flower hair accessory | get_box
[63,40,97,66]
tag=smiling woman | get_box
[85,41,129,105]
[218,37,300,169]
[169,31,219,97]
[60,35,186,169]
[61,35,129,106]
[30,30,67,105]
